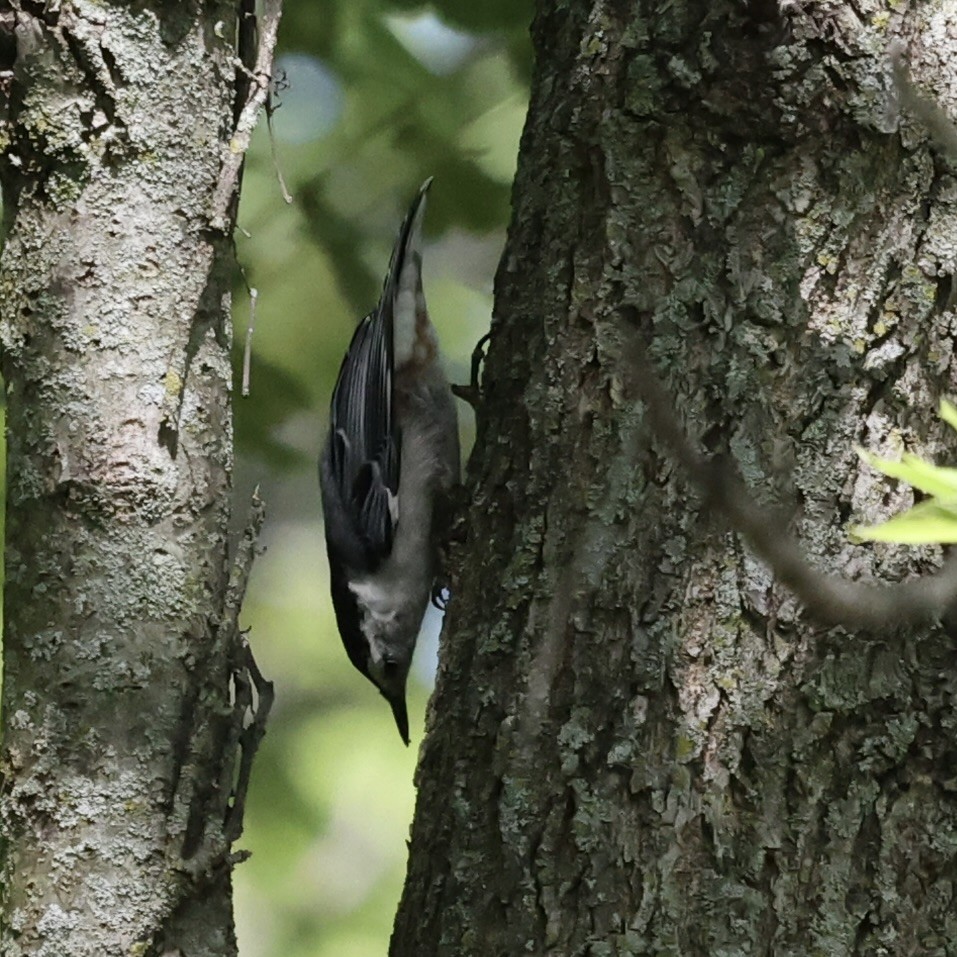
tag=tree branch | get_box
[209,0,284,232]
[622,336,957,631]
[889,40,957,164]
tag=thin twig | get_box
[219,487,272,843]
[224,486,266,625]
[224,639,275,843]
[210,0,284,232]
[242,285,258,396]
[266,90,293,206]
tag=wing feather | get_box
[321,180,432,572]
[326,309,398,569]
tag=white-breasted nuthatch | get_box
[319,179,459,745]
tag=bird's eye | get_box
[382,656,399,676]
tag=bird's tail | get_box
[381,178,433,369]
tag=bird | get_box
[319,179,459,745]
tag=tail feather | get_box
[382,179,431,368]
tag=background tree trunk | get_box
[394,2,957,954]
[0,4,269,955]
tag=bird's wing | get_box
[326,308,399,571]
[322,180,433,571]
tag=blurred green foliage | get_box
[851,399,957,544]
[233,2,531,954]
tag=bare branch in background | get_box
[622,336,957,631]
[889,39,957,163]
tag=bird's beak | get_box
[387,693,410,747]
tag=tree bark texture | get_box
[0,4,266,955]
[395,2,957,955]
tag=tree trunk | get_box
[0,4,270,955]
[394,3,957,955]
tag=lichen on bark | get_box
[394,2,957,955]
[0,3,270,955]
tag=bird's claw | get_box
[451,331,491,409]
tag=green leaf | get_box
[850,499,957,543]
[856,447,957,498]
[940,397,957,433]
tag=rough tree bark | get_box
[395,2,957,955]
[0,3,273,955]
